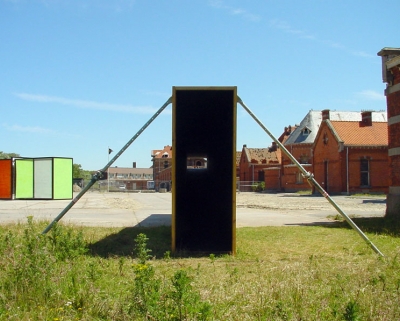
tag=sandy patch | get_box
[105,197,143,210]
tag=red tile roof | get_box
[236,151,242,166]
[152,145,173,158]
[244,147,280,164]
[330,121,388,146]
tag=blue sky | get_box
[1,0,398,170]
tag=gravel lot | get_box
[236,192,386,216]
[0,191,386,227]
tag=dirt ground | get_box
[102,191,386,217]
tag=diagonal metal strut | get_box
[41,97,172,234]
[237,96,384,257]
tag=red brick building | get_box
[313,111,388,194]
[282,111,331,192]
[262,126,296,191]
[378,47,400,217]
[236,151,242,178]
[151,145,173,191]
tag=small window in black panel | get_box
[186,155,207,169]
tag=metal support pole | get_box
[237,96,384,257]
[41,97,172,234]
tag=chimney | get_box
[133,162,136,168]
[322,109,330,120]
[361,111,372,126]
[268,142,278,152]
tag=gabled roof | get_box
[284,111,324,144]
[327,121,388,147]
[285,110,387,145]
[243,147,280,164]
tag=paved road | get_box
[0,191,386,228]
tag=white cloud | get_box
[208,0,261,22]
[269,19,376,59]
[2,122,82,139]
[2,123,55,134]
[357,90,385,101]
[269,19,315,40]
[14,93,159,114]
[322,40,345,50]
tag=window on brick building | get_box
[296,172,303,184]
[299,154,310,164]
[360,159,370,186]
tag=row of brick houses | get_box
[239,109,389,194]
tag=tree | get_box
[73,163,91,180]
[0,151,20,159]
[73,164,84,178]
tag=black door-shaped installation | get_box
[172,87,237,254]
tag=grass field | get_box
[0,216,399,320]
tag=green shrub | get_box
[251,181,265,192]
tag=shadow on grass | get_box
[88,225,171,258]
[322,217,400,237]
[87,225,229,259]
